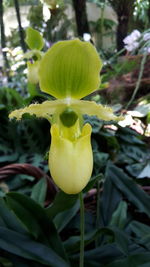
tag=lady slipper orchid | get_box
[25,27,44,84]
[9,39,123,194]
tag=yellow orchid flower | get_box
[25,27,44,84]
[9,39,123,194]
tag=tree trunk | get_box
[109,0,135,52]
[0,0,10,78]
[13,0,26,52]
[72,0,90,37]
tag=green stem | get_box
[125,52,148,110]
[79,192,85,267]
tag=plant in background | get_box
[134,0,150,27]
[0,20,150,266]
[123,28,150,109]
[25,27,44,84]
[123,28,150,54]
[123,29,141,52]
[40,0,64,10]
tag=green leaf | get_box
[110,201,128,229]
[46,191,78,219]
[31,177,47,206]
[6,193,68,261]
[79,243,122,265]
[111,227,129,255]
[83,174,103,192]
[0,144,18,162]
[54,199,80,232]
[0,256,13,267]
[106,253,150,267]
[25,27,44,50]
[0,198,27,234]
[117,126,145,145]
[126,162,146,177]
[130,221,150,250]
[106,162,150,217]
[99,169,122,226]
[39,39,102,99]
[0,227,69,267]
[64,226,129,255]
[130,221,150,238]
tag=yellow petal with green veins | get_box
[49,123,93,194]
[39,39,102,99]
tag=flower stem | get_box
[79,192,85,267]
[125,52,148,110]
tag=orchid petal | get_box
[9,100,67,120]
[69,99,124,121]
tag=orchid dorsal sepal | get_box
[25,27,44,51]
[39,39,102,99]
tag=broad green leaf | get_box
[110,201,127,229]
[54,199,80,232]
[71,243,122,266]
[31,177,47,206]
[106,162,150,217]
[121,144,147,162]
[111,227,129,255]
[0,256,13,267]
[83,173,103,192]
[0,227,69,267]
[117,126,145,145]
[64,226,129,255]
[126,162,146,177]
[39,39,102,99]
[99,170,122,226]
[106,253,150,267]
[0,198,27,234]
[130,221,150,238]
[6,195,42,239]
[6,193,68,261]
[0,144,18,162]
[46,190,78,219]
[130,221,150,250]
[25,27,44,50]
[1,253,43,267]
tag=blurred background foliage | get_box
[0,0,150,266]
